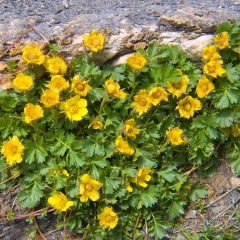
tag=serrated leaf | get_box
[104,177,122,194]
[215,94,229,109]
[216,110,234,128]
[230,156,240,176]
[167,201,186,219]
[139,186,159,208]
[18,181,44,208]
[67,150,85,167]
[25,141,48,164]
[159,167,177,182]
[189,185,208,201]
[226,64,240,82]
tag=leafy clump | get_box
[0,24,240,239]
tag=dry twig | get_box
[204,184,240,209]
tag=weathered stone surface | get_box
[0,0,239,64]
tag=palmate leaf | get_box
[226,64,240,82]
[67,150,86,167]
[216,110,235,128]
[158,167,178,183]
[189,184,208,201]
[138,185,159,208]
[213,85,239,109]
[25,137,48,164]
[230,157,240,176]
[150,63,181,87]
[226,145,240,176]
[104,177,122,194]
[18,180,44,208]
[0,90,19,112]
[167,200,186,219]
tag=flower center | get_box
[76,83,85,91]
[29,52,37,60]
[127,127,134,134]
[183,102,191,111]
[173,81,182,89]
[69,105,78,114]
[92,39,100,47]
[10,145,18,154]
[133,59,141,66]
[152,91,160,98]
[106,215,114,222]
[201,84,208,91]
[138,98,147,106]
[85,183,93,191]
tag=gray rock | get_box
[0,1,239,64]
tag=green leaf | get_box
[154,223,168,240]
[167,200,186,219]
[0,91,18,112]
[18,181,44,208]
[151,64,181,86]
[229,156,240,176]
[89,88,105,102]
[189,185,208,201]
[25,139,48,164]
[216,110,234,128]
[226,64,240,82]
[48,44,61,53]
[216,22,232,34]
[67,151,85,167]
[104,177,122,194]
[92,158,109,168]
[215,94,230,109]
[139,185,159,208]
[159,167,178,182]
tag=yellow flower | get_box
[44,55,67,75]
[148,86,168,106]
[115,136,135,155]
[79,174,102,202]
[105,77,127,99]
[24,103,44,124]
[83,30,105,52]
[12,72,34,91]
[127,53,146,70]
[71,75,91,97]
[47,75,69,93]
[231,123,240,137]
[48,192,73,211]
[132,167,152,188]
[196,76,214,98]
[22,43,45,65]
[61,169,69,176]
[203,60,226,78]
[214,31,229,50]
[48,169,70,177]
[202,46,221,61]
[1,136,24,166]
[40,89,59,108]
[125,180,133,193]
[88,118,103,130]
[167,75,189,98]
[60,95,88,121]
[124,119,140,139]
[176,96,202,119]
[166,127,187,145]
[98,207,118,229]
[132,89,152,115]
